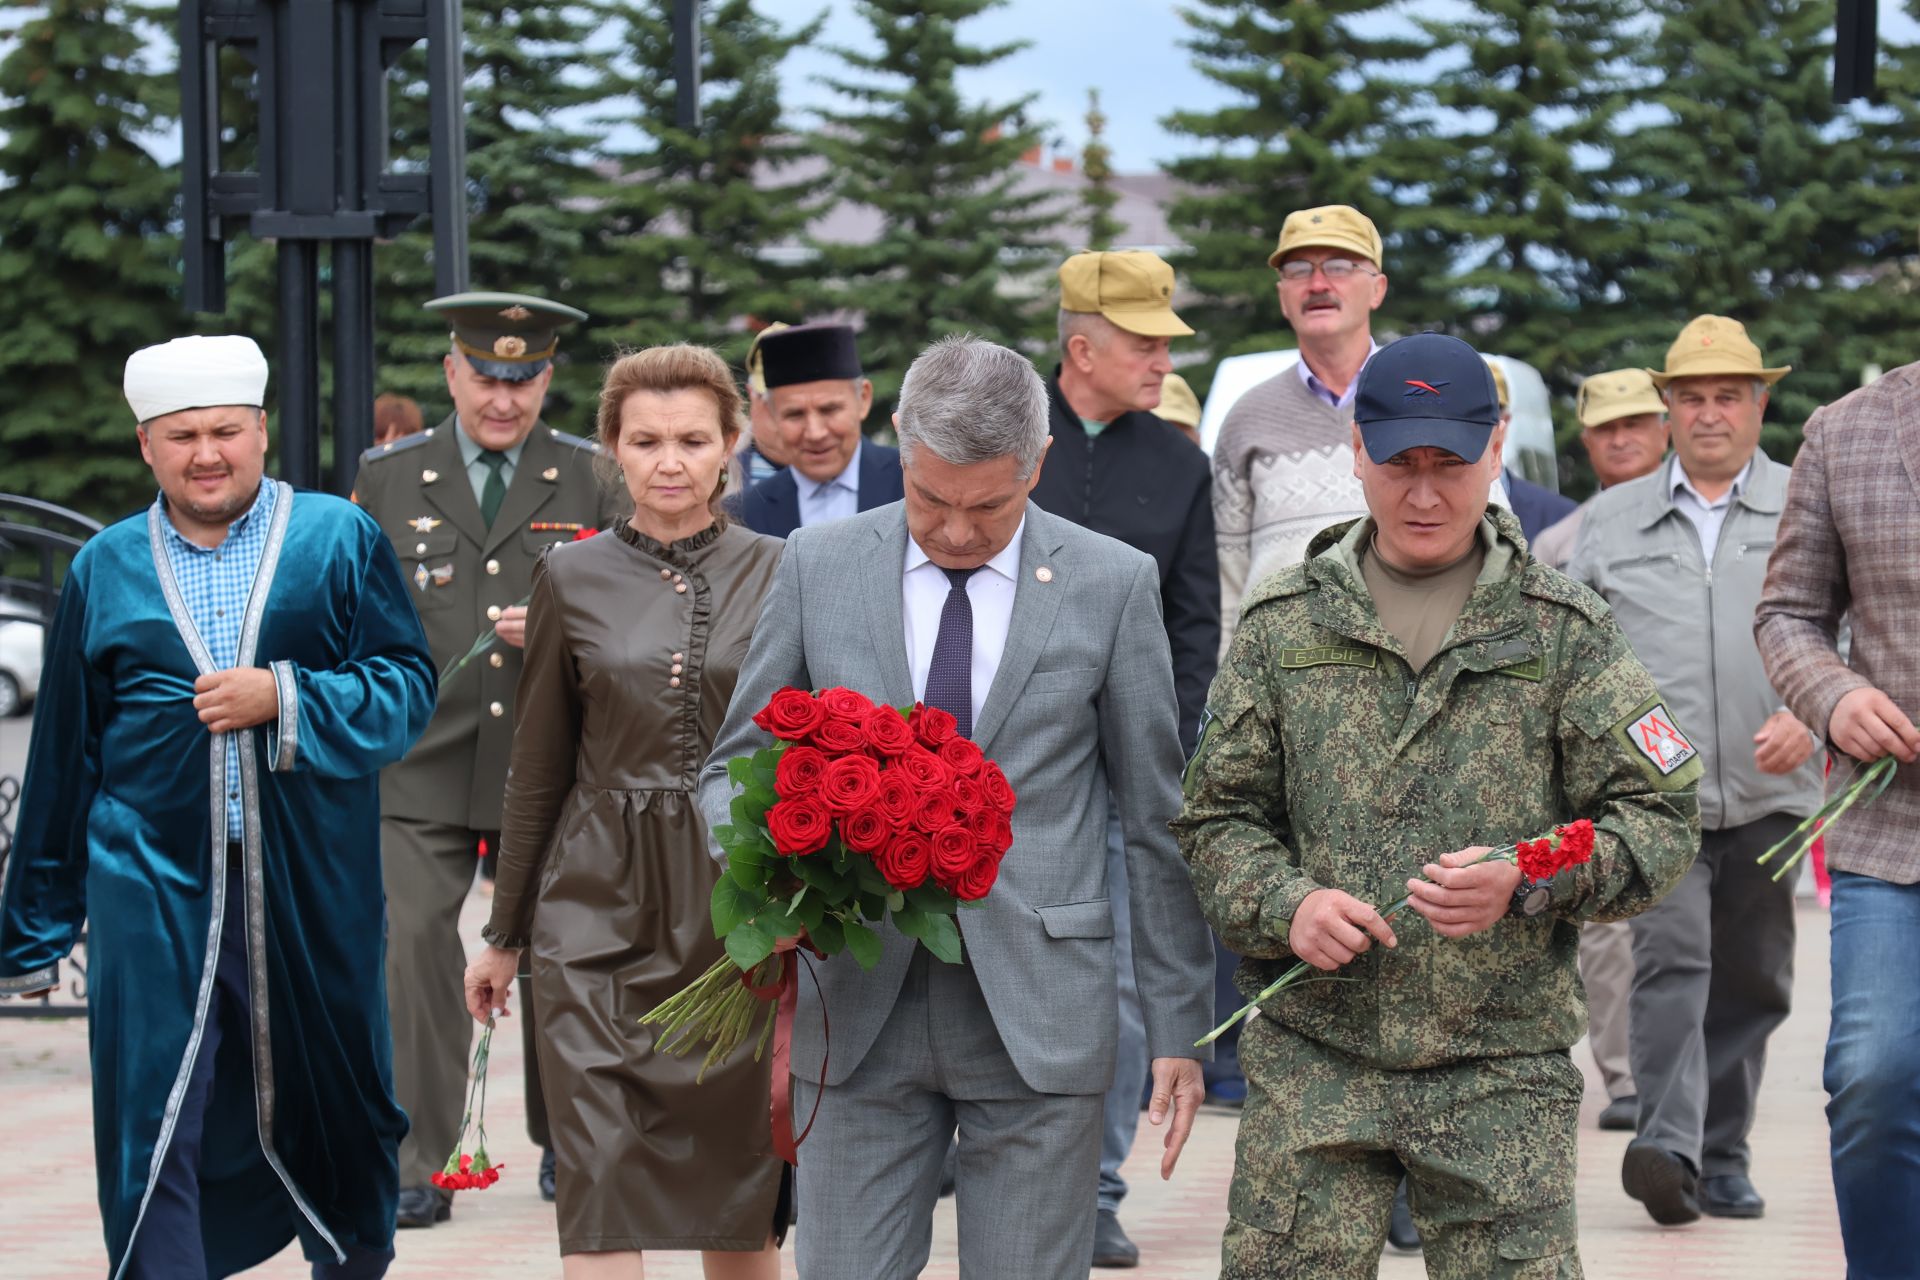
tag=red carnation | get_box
[913,786,968,834]
[752,687,826,742]
[930,824,976,885]
[822,755,884,815]
[862,705,918,757]
[875,831,933,891]
[572,527,601,542]
[812,716,869,754]
[1516,819,1597,882]
[910,702,958,748]
[841,804,893,854]
[953,851,1000,901]
[766,797,832,856]
[775,745,829,800]
[979,762,1015,814]
[938,735,985,778]
[820,686,877,725]
[896,747,951,791]
[875,769,918,826]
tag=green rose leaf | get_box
[919,913,963,964]
[842,919,882,969]
[891,902,928,938]
[727,757,754,788]
[810,913,846,955]
[725,919,776,971]
[710,878,763,938]
[906,886,959,916]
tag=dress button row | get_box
[489,653,504,668]
[486,559,500,575]
[671,663,683,675]
[659,568,672,581]
[669,676,681,688]
[486,605,502,622]
[489,701,504,718]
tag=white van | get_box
[1195,350,1564,491]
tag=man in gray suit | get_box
[700,336,1216,1277]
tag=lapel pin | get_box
[413,563,429,591]
[542,466,559,481]
[1035,566,1053,583]
[421,469,439,483]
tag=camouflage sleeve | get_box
[1171,612,1322,959]
[1552,612,1702,923]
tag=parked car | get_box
[1194,349,1564,490]
[0,620,43,718]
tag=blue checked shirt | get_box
[159,481,277,841]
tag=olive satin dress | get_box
[485,520,787,1254]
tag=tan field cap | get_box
[1268,204,1384,269]
[1649,315,1790,388]
[1578,368,1667,428]
[1485,359,1510,412]
[1157,373,1201,428]
[1059,251,1194,337]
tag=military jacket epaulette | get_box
[359,427,441,466]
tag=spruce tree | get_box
[1613,0,1887,451]
[1835,0,1920,398]
[1080,89,1123,251]
[1161,1,1433,390]
[813,0,1062,410]
[578,0,821,366]
[1395,1,1638,399]
[373,2,604,433]
[0,1,181,521]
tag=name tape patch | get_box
[1278,645,1378,670]
[1626,702,1698,776]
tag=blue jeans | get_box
[1098,805,1151,1215]
[1204,935,1244,1091]
[1825,870,1920,1279]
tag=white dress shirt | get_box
[902,519,1025,729]
[1670,454,1752,563]
[1296,340,1380,409]
[796,439,863,527]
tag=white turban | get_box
[124,335,270,424]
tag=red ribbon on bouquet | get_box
[742,948,829,1166]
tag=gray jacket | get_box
[697,501,1216,1095]
[1568,455,1823,829]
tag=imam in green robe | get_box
[0,483,436,1276]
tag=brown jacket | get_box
[1754,362,1920,883]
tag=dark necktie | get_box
[924,566,979,740]
[478,450,509,526]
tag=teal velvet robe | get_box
[0,484,436,1277]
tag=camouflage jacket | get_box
[1173,508,1700,1069]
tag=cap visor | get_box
[1648,364,1790,389]
[1581,396,1668,428]
[1358,417,1493,464]
[1268,235,1378,268]
[1104,308,1195,338]
[464,353,551,382]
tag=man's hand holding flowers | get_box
[1404,845,1520,939]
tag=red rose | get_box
[953,851,999,902]
[966,805,999,846]
[910,702,958,748]
[752,686,826,741]
[912,786,968,834]
[812,717,869,754]
[765,797,831,856]
[840,803,892,855]
[875,831,932,891]
[822,755,884,815]
[951,774,985,812]
[930,824,975,885]
[875,768,918,825]
[987,814,1014,857]
[896,747,951,791]
[979,762,1015,814]
[862,705,917,757]
[938,736,984,778]
[820,686,877,725]
[775,745,829,800]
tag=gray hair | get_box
[1057,307,1115,355]
[897,335,1050,480]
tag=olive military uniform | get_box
[1174,507,1700,1278]
[353,417,624,1190]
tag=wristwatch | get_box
[1508,877,1552,919]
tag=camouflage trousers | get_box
[1223,1017,1584,1279]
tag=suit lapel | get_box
[766,472,802,539]
[973,504,1067,753]
[861,510,916,708]
[1896,370,1920,502]
[418,426,487,546]
[483,426,561,556]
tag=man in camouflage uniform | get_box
[1176,333,1700,1277]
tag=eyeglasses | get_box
[1278,257,1378,283]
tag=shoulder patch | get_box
[1619,698,1699,777]
[1276,644,1377,670]
[1520,562,1613,626]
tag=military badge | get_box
[409,515,443,533]
[413,563,430,591]
[493,335,528,358]
[499,304,533,321]
[1625,702,1697,776]
[430,564,455,587]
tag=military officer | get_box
[353,292,625,1226]
[1175,332,1700,1277]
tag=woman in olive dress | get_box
[463,345,786,1279]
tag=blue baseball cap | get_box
[1353,333,1501,463]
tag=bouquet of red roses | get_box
[1198,818,1598,1046]
[642,686,1016,1082]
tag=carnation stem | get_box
[1755,756,1898,882]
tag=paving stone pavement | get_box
[1,889,1845,1279]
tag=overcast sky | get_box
[767,0,1920,171]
